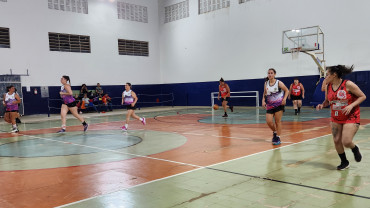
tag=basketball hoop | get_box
[291,47,301,60]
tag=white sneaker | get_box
[11,128,19,133]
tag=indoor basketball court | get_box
[1,0,370,208]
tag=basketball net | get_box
[291,48,301,60]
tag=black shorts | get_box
[266,105,285,114]
[6,110,18,113]
[64,101,78,108]
[126,104,137,110]
[221,97,230,102]
[291,95,302,100]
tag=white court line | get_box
[55,133,333,208]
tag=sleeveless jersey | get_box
[291,83,302,96]
[219,85,229,97]
[327,80,360,123]
[265,80,284,110]
[60,85,75,104]
[123,90,134,105]
[4,92,19,111]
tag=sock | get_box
[352,145,359,153]
[82,121,87,125]
[12,124,17,129]
[140,118,143,121]
[298,107,301,112]
[125,124,128,128]
[338,152,348,162]
[61,125,66,130]
[295,109,298,113]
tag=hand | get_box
[302,95,305,99]
[262,101,266,109]
[217,97,220,100]
[316,104,323,111]
[342,105,354,115]
[59,92,63,95]
[131,103,134,107]
[288,96,291,100]
[282,99,286,106]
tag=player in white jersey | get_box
[121,82,146,131]
[3,85,21,133]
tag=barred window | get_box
[240,0,252,3]
[118,39,148,57]
[0,0,8,2]
[0,27,10,48]
[48,0,88,14]
[117,1,148,23]
[165,0,189,23]
[199,0,230,14]
[49,32,90,53]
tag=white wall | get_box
[159,0,370,84]
[0,0,160,87]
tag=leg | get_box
[265,113,276,132]
[297,100,302,113]
[131,111,141,121]
[293,100,298,115]
[342,123,361,162]
[69,107,85,122]
[331,122,349,170]
[60,104,69,127]
[126,110,133,124]
[9,112,17,125]
[4,112,11,124]
[274,110,283,136]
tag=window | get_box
[48,0,88,14]
[0,0,8,2]
[117,1,148,23]
[0,27,10,48]
[118,39,149,57]
[49,32,91,53]
[165,0,189,23]
[239,0,252,3]
[199,0,230,14]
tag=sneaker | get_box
[11,128,19,133]
[16,118,21,123]
[141,117,146,125]
[337,160,350,170]
[230,106,234,112]
[83,123,89,132]
[222,114,228,118]
[272,136,281,145]
[121,126,127,131]
[352,146,362,162]
[295,112,298,115]
[57,129,66,133]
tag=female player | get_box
[316,65,366,170]
[262,68,289,145]
[3,85,21,133]
[121,82,146,131]
[289,78,305,115]
[57,75,88,133]
[217,78,233,117]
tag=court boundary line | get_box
[56,132,358,208]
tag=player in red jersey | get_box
[218,78,233,117]
[316,65,366,170]
[289,78,305,115]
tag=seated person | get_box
[79,84,90,99]
[81,93,99,113]
[102,93,113,112]
[95,83,104,97]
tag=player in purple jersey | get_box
[57,75,88,133]
[3,85,21,133]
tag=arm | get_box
[343,81,367,115]
[321,79,327,92]
[217,86,220,100]
[225,84,231,98]
[121,93,124,105]
[3,94,6,106]
[300,83,305,99]
[262,83,267,109]
[131,91,138,106]
[278,81,289,106]
[288,84,292,100]
[14,94,21,104]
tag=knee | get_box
[342,140,353,148]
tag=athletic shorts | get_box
[266,105,285,114]
[221,97,230,102]
[291,95,302,100]
[5,110,18,113]
[64,101,78,108]
[126,104,137,110]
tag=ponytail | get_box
[62,75,71,84]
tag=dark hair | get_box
[268,68,276,74]
[82,84,86,87]
[294,77,299,81]
[6,85,14,92]
[219,78,224,82]
[63,75,71,83]
[326,65,354,78]
[126,82,132,89]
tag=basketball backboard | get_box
[282,26,324,54]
